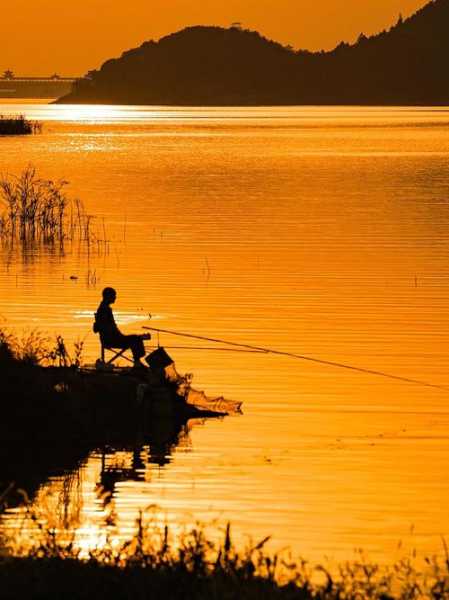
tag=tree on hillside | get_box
[2,70,14,80]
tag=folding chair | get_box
[98,340,134,367]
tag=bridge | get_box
[0,77,79,99]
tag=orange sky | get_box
[2,0,425,76]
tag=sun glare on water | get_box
[0,101,177,124]
[42,104,162,124]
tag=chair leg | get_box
[105,348,134,365]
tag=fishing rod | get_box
[142,325,449,392]
[145,345,266,353]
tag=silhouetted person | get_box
[94,287,150,366]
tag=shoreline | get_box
[54,95,449,107]
[1,520,448,600]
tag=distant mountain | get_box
[59,0,449,105]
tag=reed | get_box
[0,115,41,136]
[0,166,104,246]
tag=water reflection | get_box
[1,416,205,554]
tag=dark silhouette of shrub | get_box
[0,115,40,135]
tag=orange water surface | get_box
[1,102,449,563]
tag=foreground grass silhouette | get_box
[1,511,449,600]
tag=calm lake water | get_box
[1,101,449,563]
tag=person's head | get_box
[102,287,117,304]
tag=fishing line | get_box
[142,325,448,392]
[145,345,266,353]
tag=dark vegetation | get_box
[0,327,163,441]
[0,328,140,504]
[0,115,41,136]
[0,167,97,245]
[1,514,449,600]
[59,0,449,106]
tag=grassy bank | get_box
[0,327,147,510]
[0,327,219,450]
[1,515,449,600]
[0,329,142,445]
[0,115,41,136]
[0,325,223,510]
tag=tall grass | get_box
[1,507,449,599]
[0,166,104,246]
[0,115,41,136]
[0,326,84,368]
